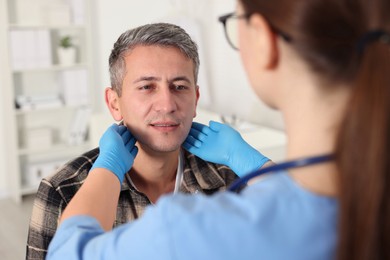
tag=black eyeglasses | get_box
[218,12,292,51]
[218,13,249,50]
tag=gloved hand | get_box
[183,121,269,177]
[91,124,138,183]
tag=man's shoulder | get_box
[44,147,99,189]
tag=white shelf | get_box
[8,24,86,30]
[18,142,91,156]
[15,104,90,115]
[12,63,89,73]
[1,0,94,203]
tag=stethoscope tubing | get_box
[228,154,334,192]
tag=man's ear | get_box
[193,85,200,118]
[248,13,279,69]
[105,87,123,121]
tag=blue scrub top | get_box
[47,172,338,260]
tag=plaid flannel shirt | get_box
[26,147,238,259]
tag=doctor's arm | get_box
[183,121,271,177]
[59,124,138,230]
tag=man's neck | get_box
[129,147,180,203]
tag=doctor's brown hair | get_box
[240,0,390,259]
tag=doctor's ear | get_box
[248,13,279,69]
[105,87,123,121]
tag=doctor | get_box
[47,0,390,259]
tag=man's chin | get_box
[138,142,182,154]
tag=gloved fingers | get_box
[104,124,118,138]
[100,124,118,146]
[182,141,191,151]
[182,141,196,152]
[130,145,138,158]
[183,135,202,148]
[209,120,223,132]
[117,125,128,135]
[189,128,208,141]
[125,136,137,151]
[121,129,132,144]
[109,123,119,131]
[191,122,211,135]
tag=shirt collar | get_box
[123,149,184,193]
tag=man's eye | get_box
[139,85,152,90]
[173,85,188,90]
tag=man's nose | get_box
[153,88,177,113]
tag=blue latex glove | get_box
[91,124,138,183]
[183,121,269,177]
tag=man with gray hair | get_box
[26,23,239,259]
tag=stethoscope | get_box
[228,154,334,192]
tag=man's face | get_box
[112,45,199,154]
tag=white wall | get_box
[92,0,284,129]
[0,1,10,198]
[0,85,8,199]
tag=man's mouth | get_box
[150,122,179,127]
[149,121,180,132]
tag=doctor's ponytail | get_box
[336,33,390,260]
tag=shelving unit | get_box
[0,0,94,203]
